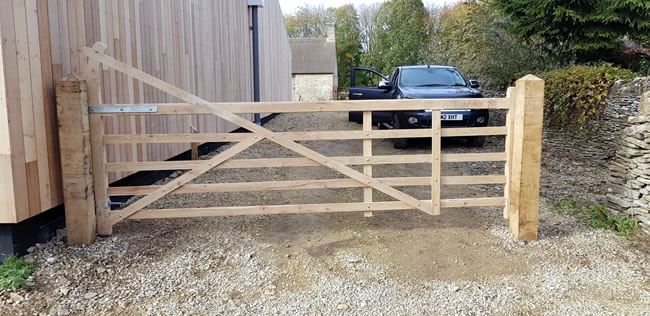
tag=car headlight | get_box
[476,116,486,124]
[408,117,418,124]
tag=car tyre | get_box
[348,111,362,123]
[466,136,485,147]
[392,114,409,149]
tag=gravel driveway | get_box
[2,112,649,315]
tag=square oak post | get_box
[55,76,96,245]
[508,75,544,240]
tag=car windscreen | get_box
[399,68,467,88]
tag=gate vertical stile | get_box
[81,43,112,236]
[431,110,442,215]
[503,87,516,219]
[363,111,373,217]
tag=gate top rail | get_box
[88,98,510,115]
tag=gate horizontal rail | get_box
[101,127,508,144]
[129,198,507,220]
[106,175,507,196]
[88,98,510,114]
[104,153,507,172]
[55,42,543,245]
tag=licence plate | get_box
[441,114,463,121]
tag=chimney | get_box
[326,25,335,43]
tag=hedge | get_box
[540,65,636,129]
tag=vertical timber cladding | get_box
[0,0,292,223]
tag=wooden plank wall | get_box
[0,0,292,223]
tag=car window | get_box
[399,68,467,88]
[389,69,399,83]
[354,69,384,88]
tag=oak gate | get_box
[56,42,544,245]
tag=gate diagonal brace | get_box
[110,136,263,224]
[83,43,433,218]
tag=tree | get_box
[430,1,553,88]
[357,3,381,53]
[334,5,363,87]
[492,0,650,63]
[285,5,334,38]
[363,0,431,74]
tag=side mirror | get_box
[469,80,480,88]
[378,79,393,90]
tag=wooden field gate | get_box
[56,43,544,245]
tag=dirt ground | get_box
[2,112,649,315]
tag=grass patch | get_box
[0,256,37,290]
[551,197,638,236]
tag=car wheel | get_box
[392,114,409,149]
[466,136,485,148]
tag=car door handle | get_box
[351,92,363,96]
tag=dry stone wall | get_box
[607,90,650,234]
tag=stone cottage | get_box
[290,28,338,101]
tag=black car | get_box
[348,65,488,148]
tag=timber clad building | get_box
[0,0,291,256]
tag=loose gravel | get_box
[2,112,648,315]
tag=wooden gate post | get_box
[508,75,544,240]
[55,76,96,245]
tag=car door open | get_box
[348,67,395,124]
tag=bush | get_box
[540,65,636,129]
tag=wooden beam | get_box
[508,75,544,240]
[431,110,442,215]
[81,42,111,236]
[101,127,508,144]
[503,87,516,220]
[87,97,511,115]
[84,44,432,215]
[363,111,373,217]
[106,176,506,196]
[128,197,506,219]
[55,76,96,245]
[105,152,508,172]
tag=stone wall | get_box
[544,77,650,164]
[292,74,335,101]
[606,91,650,234]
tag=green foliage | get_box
[582,205,637,236]
[0,256,37,290]
[551,198,638,236]
[430,1,553,89]
[492,0,650,64]
[540,65,636,128]
[551,197,579,213]
[363,0,431,74]
[334,5,362,87]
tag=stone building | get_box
[290,29,338,101]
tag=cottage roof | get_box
[290,38,337,74]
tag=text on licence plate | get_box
[441,114,463,121]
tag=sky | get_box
[278,0,461,14]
